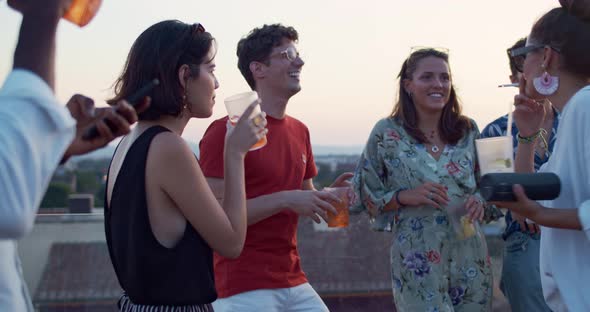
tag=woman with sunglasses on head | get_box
[104,20,267,312]
[352,48,501,311]
[493,5,590,311]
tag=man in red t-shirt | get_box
[199,24,351,312]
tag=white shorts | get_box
[211,283,329,312]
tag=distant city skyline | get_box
[0,0,557,145]
[71,141,365,163]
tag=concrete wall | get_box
[17,213,106,295]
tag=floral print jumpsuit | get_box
[352,117,502,312]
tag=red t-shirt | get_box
[199,115,318,298]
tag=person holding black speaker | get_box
[493,5,590,311]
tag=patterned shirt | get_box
[351,117,501,310]
[480,108,559,239]
[352,117,502,231]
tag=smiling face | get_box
[260,39,304,97]
[403,56,452,115]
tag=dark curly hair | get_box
[391,48,472,145]
[109,20,216,120]
[236,24,298,90]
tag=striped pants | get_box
[118,294,214,312]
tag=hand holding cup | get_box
[225,100,267,155]
[225,91,268,151]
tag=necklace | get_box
[422,129,440,153]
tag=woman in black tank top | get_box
[104,20,267,312]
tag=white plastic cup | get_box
[475,137,514,175]
[224,91,267,151]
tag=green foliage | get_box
[75,158,111,171]
[43,158,112,208]
[314,162,357,189]
[76,171,101,194]
[94,184,105,207]
[40,182,72,208]
[314,163,334,189]
[73,159,108,207]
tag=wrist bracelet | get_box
[517,129,549,153]
[517,130,541,144]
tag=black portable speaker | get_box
[480,173,561,201]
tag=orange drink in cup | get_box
[63,0,102,27]
[10,0,102,27]
[224,91,267,151]
[323,187,351,228]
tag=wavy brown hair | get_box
[391,48,472,145]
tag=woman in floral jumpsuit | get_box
[352,48,502,311]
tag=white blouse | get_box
[539,85,590,311]
[0,70,75,312]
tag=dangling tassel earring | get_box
[533,70,559,95]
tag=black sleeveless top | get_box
[104,126,217,306]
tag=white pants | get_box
[211,283,329,312]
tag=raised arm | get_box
[512,79,546,173]
[154,119,264,258]
[0,0,73,238]
[9,0,72,89]
[152,104,265,258]
[153,136,245,258]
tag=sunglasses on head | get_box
[410,46,450,55]
[191,23,205,34]
[508,44,560,72]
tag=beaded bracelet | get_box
[517,130,541,144]
[517,129,549,155]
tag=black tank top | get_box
[104,126,217,306]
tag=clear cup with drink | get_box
[224,91,267,151]
[475,136,514,175]
[446,196,481,240]
[476,97,516,175]
[323,186,352,228]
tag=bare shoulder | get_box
[149,132,196,165]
